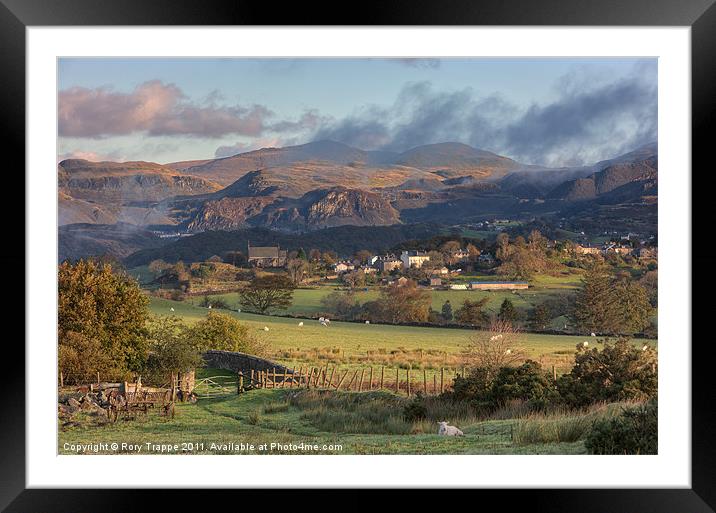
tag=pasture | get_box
[148,297,656,375]
[59,373,613,455]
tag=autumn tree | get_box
[58,259,149,382]
[238,274,295,314]
[462,320,525,375]
[372,280,431,323]
[286,258,309,285]
[353,250,373,265]
[343,269,366,289]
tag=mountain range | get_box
[57,140,657,261]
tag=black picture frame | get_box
[3,0,713,510]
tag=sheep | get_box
[437,421,464,436]
[583,341,589,347]
[298,321,304,327]
[263,326,269,332]
[365,320,370,324]
[591,332,596,337]
[170,307,174,312]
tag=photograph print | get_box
[57,57,658,456]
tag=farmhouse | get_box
[247,243,287,267]
[432,266,450,276]
[575,244,601,255]
[400,250,430,269]
[429,277,442,287]
[373,255,402,272]
[469,281,529,291]
[333,261,355,273]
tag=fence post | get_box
[552,365,556,383]
[346,369,358,390]
[433,373,437,395]
[307,367,314,389]
[358,368,365,392]
[272,367,277,389]
[380,366,384,390]
[336,369,349,389]
[440,368,444,393]
[423,369,427,395]
[369,367,374,390]
[395,367,399,394]
[59,371,63,388]
[407,368,411,397]
[328,367,335,388]
[237,372,244,394]
[250,369,255,386]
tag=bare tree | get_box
[462,319,525,373]
[286,258,309,285]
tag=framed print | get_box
[4,0,714,509]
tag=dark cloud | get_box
[59,80,273,138]
[310,65,657,166]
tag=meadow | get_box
[149,296,656,376]
[59,368,633,455]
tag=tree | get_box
[286,258,309,285]
[495,233,511,262]
[466,243,481,261]
[145,316,202,381]
[369,280,431,323]
[498,298,518,323]
[354,249,373,265]
[309,249,322,262]
[529,303,551,331]
[441,300,453,321]
[297,248,307,260]
[148,259,170,276]
[59,260,149,381]
[454,297,491,327]
[320,291,361,319]
[573,265,653,335]
[238,274,295,314]
[187,311,266,355]
[343,269,366,289]
[462,320,525,373]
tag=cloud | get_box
[388,58,441,69]
[311,63,657,166]
[59,80,272,138]
[214,137,291,158]
[57,150,124,163]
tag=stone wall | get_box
[202,350,293,375]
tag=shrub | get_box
[402,394,428,422]
[187,311,267,355]
[557,338,657,409]
[585,400,657,454]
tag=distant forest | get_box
[124,223,451,267]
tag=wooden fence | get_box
[232,365,458,397]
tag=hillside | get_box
[123,223,443,267]
[58,223,167,263]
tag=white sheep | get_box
[170,307,174,312]
[263,326,269,332]
[298,321,304,327]
[591,332,596,337]
[583,341,589,347]
[438,421,464,436]
[365,320,370,324]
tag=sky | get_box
[58,57,657,167]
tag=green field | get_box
[59,383,596,455]
[197,272,583,321]
[149,296,656,374]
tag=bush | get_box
[585,400,657,454]
[402,394,428,422]
[187,311,267,355]
[449,361,557,413]
[557,338,657,409]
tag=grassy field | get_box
[149,296,656,375]
[197,272,583,321]
[60,369,625,455]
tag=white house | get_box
[400,250,430,269]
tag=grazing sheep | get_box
[365,320,370,324]
[170,307,174,312]
[642,345,649,351]
[298,321,304,327]
[263,326,269,332]
[438,421,464,436]
[591,332,596,337]
[583,341,589,347]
